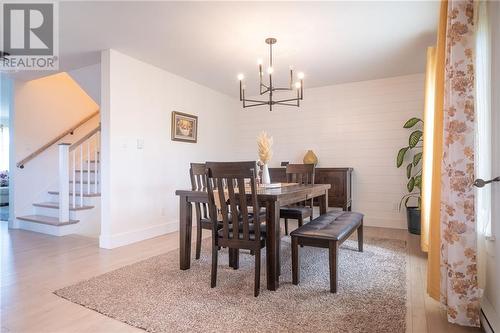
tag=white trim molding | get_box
[482,297,500,333]
[99,220,178,249]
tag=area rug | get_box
[55,237,407,333]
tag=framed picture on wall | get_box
[171,111,198,143]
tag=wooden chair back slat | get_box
[190,163,211,220]
[250,175,260,240]
[237,178,250,240]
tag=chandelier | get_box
[238,38,304,111]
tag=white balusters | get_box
[58,143,70,222]
[80,145,83,207]
[87,141,91,195]
[72,150,76,208]
[95,134,99,193]
[62,126,101,219]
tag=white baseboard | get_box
[482,297,499,333]
[99,220,178,249]
[16,219,79,236]
[363,217,406,230]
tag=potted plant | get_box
[396,117,423,235]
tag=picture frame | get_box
[171,111,198,143]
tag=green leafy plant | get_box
[396,117,423,210]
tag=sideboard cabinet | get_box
[269,167,353,211]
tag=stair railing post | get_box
[58,143,70,222]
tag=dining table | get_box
[175,183,331,291]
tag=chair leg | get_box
[329,240,338,293]
[358,223,364,252]
[211,242,218,288]
[298,217,304,247]
[292,236,300,285]
[284,218,289,235]
[254,248,261,297]
[229,248,239,270]
[195,220,202,260]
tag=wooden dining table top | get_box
[175,183,331,203]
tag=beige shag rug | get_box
[55,237,407,333]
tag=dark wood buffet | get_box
[269,167,353,211]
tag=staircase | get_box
[17,126,101,236]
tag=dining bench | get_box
[290,211,364,293]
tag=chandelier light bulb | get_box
[295,82,301,89]
[237,74,245,81]
[297,72,305,79]
[267,67,274,74]
[257,58,263,65]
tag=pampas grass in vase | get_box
[257,132,273,184]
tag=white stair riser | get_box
[48,193,97,203]
[73,171,99,182]
[68,182,101,193]
[34,206,78,219]
[17,220,80,236]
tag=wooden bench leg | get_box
[284,218,289,236]
[292,236,299,285]
[329,240,338,293]
[358,222,363,252]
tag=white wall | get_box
[99,49,238,248]
[68,63,101,105]
[233,74,425,229]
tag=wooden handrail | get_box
[16,110,99,168]
[70,125,101,151]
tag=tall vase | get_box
[262,164,271,185]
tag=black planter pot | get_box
[406,207,421,235]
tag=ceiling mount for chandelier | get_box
[238,38,304,111]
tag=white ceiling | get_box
[12,1,439,96]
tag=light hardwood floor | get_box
[0,221,483,333]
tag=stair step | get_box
[33,202,94,211]
[69,180,97,184]
[17,215,79,226]
[48,191,101,197]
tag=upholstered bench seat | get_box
[290,211,364,293]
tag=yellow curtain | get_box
[421,0,447,301]
[421,47,436,253]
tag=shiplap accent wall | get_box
[234,74,425,229]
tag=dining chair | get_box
[206,161,266,297]
[189,163,214,259]
[281,163,315,235]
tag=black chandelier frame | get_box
[238,38,303,111]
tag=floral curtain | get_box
[440,0,481,327]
